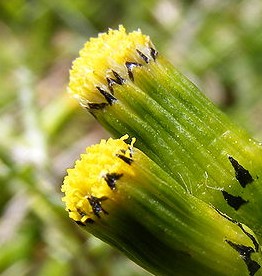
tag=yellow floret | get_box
[68,25,152,105]
[61,135,136,223]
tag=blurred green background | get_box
[0,0,262,275]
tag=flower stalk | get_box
[62,136,262,276]
[68,26,262,239]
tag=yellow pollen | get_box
[68,25,152,106]
[61,135,136,223]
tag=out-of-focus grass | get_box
[0,0,261,275]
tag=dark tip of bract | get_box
[226,240,261,276]
[87,102,108,110]
[228,156,254,188]
[221,190,248,210]
[75,220,86,226]
[150,47,158,61]
[104,172,123,190]
[96,86,117,105]
[125,62,142,81]
[112,70,125,85]
[116,153,133,165]
[136,49,150,63]
[87,195,108,218]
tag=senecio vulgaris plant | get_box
[61,26,262,275]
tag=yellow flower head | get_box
[68,25,157,108]
[61,135,136,224]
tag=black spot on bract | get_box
[88,102,108,110]
[229,156,254,188]
[237,223,260,252]
[104,172,123,190]
[106,77,117,93]
[112,70,125,84]
[136,49,150,63]
[215,207,260,267]
[75,220,86,226]
[226,240,261,276]
[222,190,248,210]
[96,86,117,105]
[87,196,108,218]
[116,154,133,165]
[106,71,125,93]
[125,62,142,81]
[85,218,95,224]
[150,47,158,61]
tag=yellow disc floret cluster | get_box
[61,135,136,223]
[68,25,151,105]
